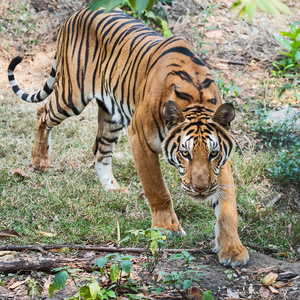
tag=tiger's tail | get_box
[7,56,56,103]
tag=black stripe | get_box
[36,91,42,101]
[12,85,20,93]
[141,122,156,153]
[49,100,64,121]
[99,149,113,155]
[207,98,217,105]
[8,74,14,81]
[202,78,214,89]
[174,90,193,102]
[50,68,56,77]
[171,70,193,83]
[152,112,164,142]
[21,92,29,100]
[102,136,118,143]
[43,82,52,95]
[148,46,205,75]
[110,126,123,133]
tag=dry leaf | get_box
[7,278,15,289]
[275,282,292,288]
[12,168,29,178]
[37,231,56,237]
[186,287,202,300]
[256,266,277,275]
[227,288,240,298]
[28,163,36,172]
[262,272,278,287]
[42,276,52,293]
[70,161,79,170]
[206,30,224,39]
[120,187,130,194]
[8,280,27,290]
[287,223,292,236]
[0,229,22,238]
[268,286,280,294]
[259,287,271,300]
[235,97,247,106]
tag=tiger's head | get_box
[162,101,235,201]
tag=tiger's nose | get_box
[193,186,208,194]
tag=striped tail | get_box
[7,56,56,103]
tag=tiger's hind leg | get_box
[31,90,87,172]
[31,105,52,172]
[93,101,123,190]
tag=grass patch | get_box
[0,97,299,258]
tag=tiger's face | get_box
[162,101,235,200]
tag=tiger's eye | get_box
[210,150,219,160]
[181,150,191,160]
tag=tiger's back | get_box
[54,7,163,126]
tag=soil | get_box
[0,0,299,299]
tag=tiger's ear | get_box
[212,103,235,130]
[163,100,185,130]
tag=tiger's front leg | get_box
[212,161,249,267]
[93,101,124,190]
[128,124,184,234]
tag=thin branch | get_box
[0,244,215,254]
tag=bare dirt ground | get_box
[0,0,299,299]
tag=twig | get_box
[0,244,215,254]
[266,193,284,208]
[232,135,244,156]
[210,58,246,66]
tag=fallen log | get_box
[0,244,214,254]
[0,258,94,274]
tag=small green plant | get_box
[203,290,214,300]
[94,253,137,294]
[230,0,291,21]
[214,73,241,102]
[253,108,299,149]
[122,227,170,273]
[48,266,117,299]
[253,108,300,185]
[151,250,206,298]
[90,0,156,15]
[193,4,217,59]
[225,269,234,281]
[125,3,171,38]
[272,23,300,77]
[27,278,43,299]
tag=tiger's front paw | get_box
[151,210,186,236]
[32,156,51,172]
[214,241,249,268]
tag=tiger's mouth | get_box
[181,183,217,200]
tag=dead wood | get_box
[266,193,284,208]
[0,258,94,274]
[0,244,214,255]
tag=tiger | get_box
[8,6,249,267]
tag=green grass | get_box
[0,97,299,258]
